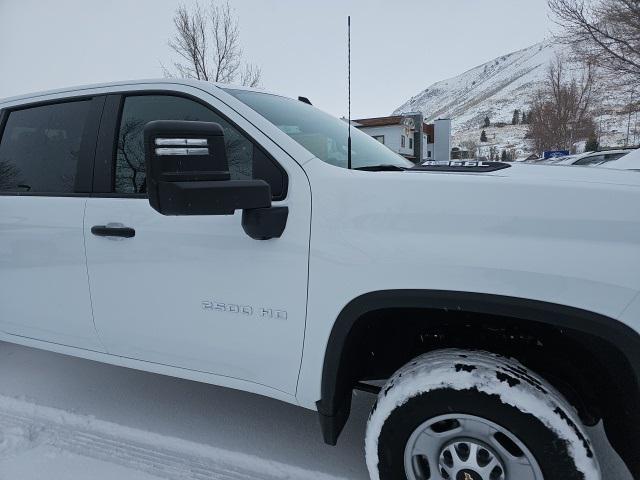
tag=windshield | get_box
[224,89,413,169]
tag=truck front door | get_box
[84,87,311,394]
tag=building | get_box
[353,113,451,163]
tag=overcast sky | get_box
[0,0,553,118]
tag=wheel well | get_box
[316,290,640,477]
[343,307,632,423]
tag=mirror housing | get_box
[143,120,271,216]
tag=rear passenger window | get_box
[0,100,91,193]
[114,95,286,199]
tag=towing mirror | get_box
[143,120,271,215]
[143,120,288,239]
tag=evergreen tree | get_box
[512,109,521,125]
[501,149,507,161]
[480,129,488,142]
[521,111,528,124]
[585,133,599,152]
[483,116,491,128]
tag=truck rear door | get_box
[0,96,105,351]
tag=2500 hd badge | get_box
[202,300,288,320]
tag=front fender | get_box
[314,290,640,447]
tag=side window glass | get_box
[114,95,285,198]
[604,153,625,162]
[575,155,605,166]
[0,100,91,193]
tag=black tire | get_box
[365,349,600,480]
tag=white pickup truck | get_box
[1,79,639,480]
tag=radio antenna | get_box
[347,15,352,170]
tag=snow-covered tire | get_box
[365,349,600,480]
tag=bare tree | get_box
[240,64,261,88]
[549,0,640,89]
[528,55,598,153]
[460,139,478,159]
[166,1,261,87]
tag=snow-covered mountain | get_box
[394,39,634,156]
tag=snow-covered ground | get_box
[0,341,632,479]
[0,341,372,480]
[456,124,531,160]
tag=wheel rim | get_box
[403,413,544,480]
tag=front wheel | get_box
[365,349,600,480]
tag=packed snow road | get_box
[0,341,632,480]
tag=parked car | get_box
[541,149,632,167]
[1,79,639,480]
[539,153,581,165]
[600,147,640,171]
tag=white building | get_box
[354,114,451,163]
[431,118,451,162]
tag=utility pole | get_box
[347,16,352,170]
[598,117,602,147]
[625,88,635,147]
